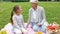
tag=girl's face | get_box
[16,7,22,14]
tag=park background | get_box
[0,0,60,30]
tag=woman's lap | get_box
[32,23,47,32]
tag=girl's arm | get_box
[13,16,20,29]
[21,16,25,28]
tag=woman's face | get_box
[16,7,22,14]
[31,3,37,9]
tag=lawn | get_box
[0,2,60,29]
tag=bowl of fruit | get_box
[46,22,58,33]
[46,22,60,34]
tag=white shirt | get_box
[27,6,47,27]
[32,9,38,22]
[12,14,24,29]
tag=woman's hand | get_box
[37,23,42,27]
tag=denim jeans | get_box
[31,22,46,33]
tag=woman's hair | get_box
[10,5,19,25]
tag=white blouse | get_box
[12,14,24,29]
[27,6,47,27]
[32,10,38,22]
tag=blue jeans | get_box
[32,23,46,32]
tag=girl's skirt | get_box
[12,26,28,34]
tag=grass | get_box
[0,2,60,29]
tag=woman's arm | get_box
[38,7,46,26]
[26,9,31,28]
[40,7,46,25]
[40,8,49,26]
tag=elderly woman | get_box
[27,0,48,33]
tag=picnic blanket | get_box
[1,23,46,34]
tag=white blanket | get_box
[1,23,27,34]
[1,23,49,34]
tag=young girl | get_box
[10,5,28,34]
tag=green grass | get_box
[0,2,60,29]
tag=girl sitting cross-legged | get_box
[10,5,28,34]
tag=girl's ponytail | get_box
[10,5,19,25]
[10,11,14,25]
